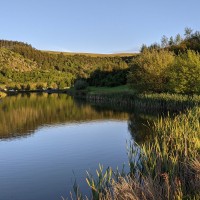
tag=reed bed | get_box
[85,92,200,112]
[72,107,200,200]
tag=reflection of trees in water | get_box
[127,110,172,144]
[77,99,164,144]
[0,93,166,142]
[0,93,129,139]
[127,113,158,144]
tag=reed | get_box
[72,107,200,199]
[85,92,200,112]
[127,107,200,199]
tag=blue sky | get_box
[0,0,200,53]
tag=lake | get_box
[0,93,153,200]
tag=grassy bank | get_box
[88,85,132,94]
[71,85,200,112]
[73,107,200,200]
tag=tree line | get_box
[0,27,199,94]
[128,28,200,95]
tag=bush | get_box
[57,81,66,89]
[0,92,6,98]
[36,82,47,90]
[127,49,175,93]
[167,50,200,94]
[74,79,88,90]
[88,69,128,87]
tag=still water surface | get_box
[0,93,152,200]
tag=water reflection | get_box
[0,93,160,143]
[0,93,159,200]
[0,93,130,139]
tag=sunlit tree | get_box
[128,49,175,92]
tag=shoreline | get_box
[2,87,200,112]
[2,88,69,95]
[70,88,200,112]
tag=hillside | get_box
[0,28,199,91]
[0,40,134,89]
[0,40,134,72]
[0,48,37,72]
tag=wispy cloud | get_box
[112,46,140,54]
[41,46,72,52]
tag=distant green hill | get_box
[1,29,198,91]
[0,40,134,71]
[0,40,134,88]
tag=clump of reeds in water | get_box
[136,93,200,111]
[86,92,200,112]
[72,107,200,200]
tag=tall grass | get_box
[85,92,200,112]
[135,93,200,111]
[126,107,200,199]
[72,107,200,199]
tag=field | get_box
[42,50,137,57]
[87,85,133,94]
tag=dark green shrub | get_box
[74,79,88,90]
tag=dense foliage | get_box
[128,28,200,94]
[0,40,133,89]
[0,48,37,71]
[141,27,200,53]
[74,79,88,90]
[0,28,200,94]
[128,49,174,92]
[87,68,128,87]
[168,50,200,94]
[169,30,200,54]
[128,49,200,94]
